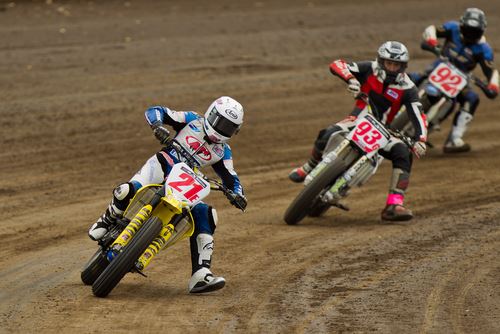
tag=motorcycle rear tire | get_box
[81,249,109,285]
[92,216,163,297]
[284,159,347,225]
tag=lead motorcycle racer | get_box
[289,41,427,222]
[88,96,247,293]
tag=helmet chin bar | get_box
[376,59,406,84]
[204,134,214,144]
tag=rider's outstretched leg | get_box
[381,168,413,221]
[188,204,225,293]
[380,143,414,222]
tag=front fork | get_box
[107,190,191,272]
[322,153,381,204]
[304,139,351,185]
[109,204,154,258]
[135,213,185,271]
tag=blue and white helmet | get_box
[203,96,244,143]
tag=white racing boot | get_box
[443,110,473,153]
[88,213,116,241]
[188,267,226,294]
[188,233,225,293]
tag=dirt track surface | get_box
[1,0,500,333]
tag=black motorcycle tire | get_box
[92,216,163,297]
[81,249,109,285]
[307,198,331,218]
[284,159,347,225]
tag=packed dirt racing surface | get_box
[1,0,500,333]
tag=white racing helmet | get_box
[376,41,409,84]
[203,96,244,143]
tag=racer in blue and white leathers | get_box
[89,96,246,293]
[411,8,498,153]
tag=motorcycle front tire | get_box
[92,216,163,297]
[284,159,347,225]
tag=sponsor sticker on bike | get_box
[429,62,468,98]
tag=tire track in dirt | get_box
[2,0,500,333]
[421,228,500,334]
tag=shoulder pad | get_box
[443,21,459,31]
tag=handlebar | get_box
[206,177,246,211]
[163,138,199,169]
[207,177,232,196]
[388,128,415,148]
[160,138,245,211]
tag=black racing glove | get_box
[151,121,170,145]
[474,78,499,99]
[226,192,247,211]
[420,41,441,57]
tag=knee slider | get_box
[315,125,342,151]
[113,183,134,201]
[112,182,137,211]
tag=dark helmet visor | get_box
[207,108,240,137]
[460,25,483,43]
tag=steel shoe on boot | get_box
[188,267,226,293]
[443,138,471,153]
[88,214,116,241]
[289,161,317,183]
[381,204,413,222]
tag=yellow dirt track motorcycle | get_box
[81,142,244,297]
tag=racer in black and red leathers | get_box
[411,8,498,153]
[289,41,427,222]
